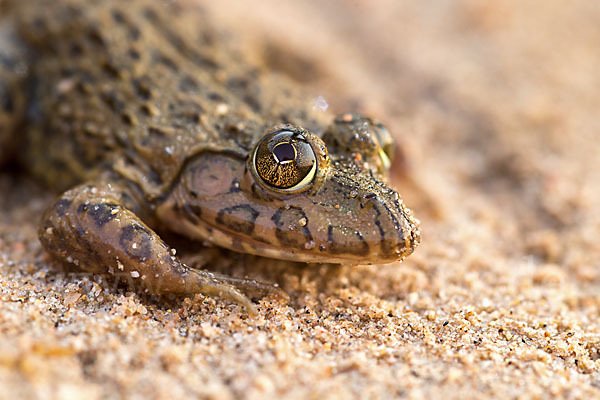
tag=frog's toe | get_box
[212,273,291,304]
[187,268,259,315]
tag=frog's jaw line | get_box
[156,203,389,264]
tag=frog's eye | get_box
[252,130,317,191]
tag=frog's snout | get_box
[303,185,421,264]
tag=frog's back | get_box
[11,0,323,195]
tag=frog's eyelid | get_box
[290,131,309,143]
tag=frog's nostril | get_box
[359,192,377,209]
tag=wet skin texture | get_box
[0,0,420,313]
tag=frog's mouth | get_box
[156,200,417,265]
[156,202,394,265]
[193,220,364,264]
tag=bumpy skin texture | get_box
[1,0,420,312]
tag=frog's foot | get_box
[183,251,290,303]
[203,271,290,303]
[181,269,260,315]
[38,181,264,315]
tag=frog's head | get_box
[159,118,420,265]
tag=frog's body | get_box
[0,0,420,313]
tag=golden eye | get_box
[252,130,317,191]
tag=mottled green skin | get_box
[0,0,420,313]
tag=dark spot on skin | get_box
[150,17,220,70]
[62,5,83,19]
[49,217,107,270]
[392,198,417,251]
[121,112,137,126]
[111,9,126,24]
[145,164,164,186]
[226,76,261,112]
[271,207,313,248]
[160,27,187,50]
[207,92,224,102]
[148,127,168,137]
[243,96,261,113]
[372,204,396,256]
[143,7,159,22]
[327,226,369,256]
[182,203,202,224]
[153,51,178,72]
[250,183,275,203]
[119,223,153,262]
[216,205,259,235]
[70,43,84,56]
[225,124,240,135]
[172,101,203,124]
[86,203,119,227]
[101,62,121,78]
[139,104,153,116]
[383,199,404,242]
[121,112,135,125]
[54,199,73,217]
[128,48,141,60]
[127,26,141,41]
[75,72,96,93]
[133,78,152,100]
[179,76,199,92]
[190,54,220,70]
[101,91,125,112]
[87,29,106,48]
[226,76,247,91]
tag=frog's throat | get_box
[155,202,371,265]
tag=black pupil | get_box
[273,142,295,162]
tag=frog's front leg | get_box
[39,182,282,314]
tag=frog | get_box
[0,0,420,314]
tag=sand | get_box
[1,0,600,399]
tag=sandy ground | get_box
[2,0,600,398]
